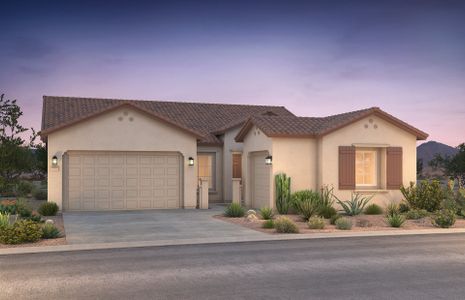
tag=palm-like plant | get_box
[336,193,373,216]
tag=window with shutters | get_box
[355,150,379,187]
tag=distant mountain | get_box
[417,141,458,178]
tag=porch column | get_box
[232,178,242,205]
[198,179,209,209]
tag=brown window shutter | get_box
[339,146,355,190]
[386,147,403,190]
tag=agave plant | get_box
[275,173,291,214]
[336,193,373,216]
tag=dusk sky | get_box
[1,0,464,146]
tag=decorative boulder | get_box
[45,219,55,225]
[246,214,259,222]
[246,209,257,216]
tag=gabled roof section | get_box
[40,96,295,144]
[235,107,428,142]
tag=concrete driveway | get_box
[63,206,266,244]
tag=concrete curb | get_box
[2,228,465,256]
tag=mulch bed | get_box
[215,214,465,235]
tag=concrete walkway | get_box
[63,206,266,244]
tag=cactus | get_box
[275,173,291,214]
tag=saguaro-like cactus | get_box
[275,173,291,214]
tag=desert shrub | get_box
[0,200,16,215]
[385,202,400,218]
[0,220,42,244]
[26,214,43,223]
[330,214,342,225]
[274,216,299,233]
[291,190,321,221]
[307,216,325,229]
[262,219,274,229]
[364,204,383,215]
[318,206,337,219]
[275,173,291,214]
[0,212,10,227]
[224,203,245,217]
[38,202,59,216]
[319,185,335,209]
[259,207,274,220]
[33,189,47,201]
[16,181,34,197]
[336,193,373,216]
[41,223,61,239]
[356,218,372,227]
[398,202,410,213]
[335,217,352,230]
[16,198,32,218]
[432,209,456,228]
[386,213,406,228]
[400,180,444,212]
[405,209,429,220]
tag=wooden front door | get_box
[232,154,242,179]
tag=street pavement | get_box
[1,233,465,299]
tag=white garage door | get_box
[251,152,271,209]
[65,151,181,211]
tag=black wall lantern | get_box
[52,155,58,167]
[188,157,195,166]
[265,155,272,165]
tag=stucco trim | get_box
[40,101,205,140]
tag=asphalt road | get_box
[2,234,465,300]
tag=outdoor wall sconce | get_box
[52,155,58,167]
[188,157,195,166]
[265,155,272,165]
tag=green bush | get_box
[38,202,59,216]
[318,206,337,219]
[432,209,456,228]
[33,189,48,201]
[405,209,429,220]
[259,207,274,220]
[274,217,299,233]
[0,212,10,227]
[0,200,16,215]
[224,203,245,217]
[16,181,34,197]
[262,219,274,229]
[336,193,373,216]
[26,214,43,223]
[41,223,61,239]
[275,173,291,214]
[335,217,352,230]
[291,190,321,221]
[307,216,325,229]
[398,202,410,213]
[400,180,444,212]
[16,198,32,218]
[319,185,335,209]
[364,204,383,215]
[0,220,42,244]
[386,213,406,228]
[330,214,342,225]
[385,202,400,218]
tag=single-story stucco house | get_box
[40,96,428,211]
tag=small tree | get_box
[0,93,38,191]
[430,143,465,188]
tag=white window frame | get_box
[355,149,378,188]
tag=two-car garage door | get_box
[64,151,181,211]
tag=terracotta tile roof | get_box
[235,107,428,141]
[40,96,295,144]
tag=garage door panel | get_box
[66,152,181,211]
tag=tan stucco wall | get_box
[222,127,244,202]
[241,126,273,208]
[320,115,418,207]
[272,137,318,193]
[47,107,198,209]
[197,145,223,203]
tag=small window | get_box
[356,150,378,187]
[198,153,216,191]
